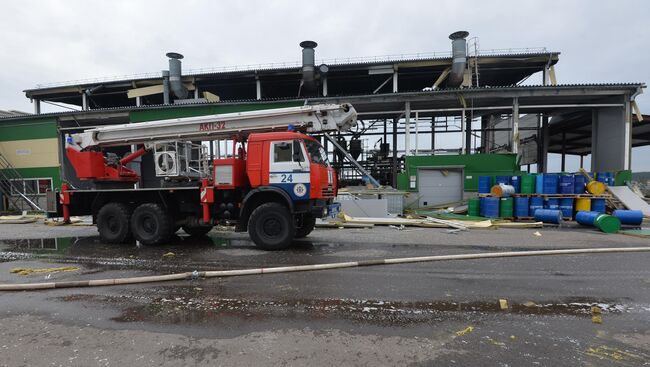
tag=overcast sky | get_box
[1,0,649,171]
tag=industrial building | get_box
[0,31,647,210]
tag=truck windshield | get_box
[304,140,329,166]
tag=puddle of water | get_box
[84,294,643,327]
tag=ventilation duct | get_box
[447,31,469,88]
[166,52,188,99]
[299,40,318,96]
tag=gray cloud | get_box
[1,0,648,170]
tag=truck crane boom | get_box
[68,104,357,150]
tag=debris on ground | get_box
[533,231,542,237]
[162,252,176,258]
[455,326,474,337]
[499,299,509,310]
[10,266,80,276]
[0,215,39,224]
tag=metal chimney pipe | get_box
[299,41,318,96]
[447,31,469,88]
[162,70,170,104]
[166,52,188,99]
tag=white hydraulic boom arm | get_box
[68,104,357,150]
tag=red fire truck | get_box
[49,104,358,250]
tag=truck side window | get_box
[273,142,292,162]
[293,140,305,162]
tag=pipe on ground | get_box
[2,247,649,291]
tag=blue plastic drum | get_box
[480,197,500,218]
[529,197,544,217]
[559,175,574,194]
[478,176,492,194]
[573,175,586,194]
[514,197,529,217]
[576,211,601,226]
[559,198,573,218]
[591,198,606,214]
[534,209,563,224]
[545,198,559,210]
[612,210,643,225]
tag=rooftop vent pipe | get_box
[299,40,318,96]
[166,52,188,99]
[447,31,469,88]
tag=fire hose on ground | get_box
[2,246,650,291]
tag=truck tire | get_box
[130,203,173,245]
[97,202,132,243]
[295,215,316,238]
[248,202,295,250]
[182,225,213,237]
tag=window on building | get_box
[9,178,52,196]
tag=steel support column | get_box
[560,131,566,172]
[404,102,411,156]
[392,117,398,188]
[431,117,435,151]
[512,97,519,155]
[465,113,472,154]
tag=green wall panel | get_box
[397,154,521,192]
[129,101,305,123]
[0,118,58,141]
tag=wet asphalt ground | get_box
[0,222,649,366]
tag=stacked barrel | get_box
[474,172,618,225]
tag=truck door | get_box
[269,140,310,200]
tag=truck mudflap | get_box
[310,202,340,219]
[327,202,340,219]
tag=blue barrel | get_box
[576,211,601,226]
[596,172,608,183]
[559,198,573,218]
[514,197,529,217]
[495,176,511,185]
[574,175,586,194]
[510,176,521,193]
[480,197,500,218]
[545,198,559,210]
[612,210,643,225]
[478,176,492,194]
[559,175,574,194]
[529,197,544,217]
[534,209,563,224]
[543,175,559,194]
[536,174,544,194]
[591,198,606,213]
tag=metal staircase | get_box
[0,152,43,211]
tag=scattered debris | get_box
[455,326,474,337]
[10,266,80,276]
[533,231,542,237]
[162,252,176,258]
[499,299,509,310]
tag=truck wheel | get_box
[97,202,132,243]
[248,202,295,250]
[295,215,316,238]
[130,203,173,245]
[182,225,213,237]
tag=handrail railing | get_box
[33,47,550,89]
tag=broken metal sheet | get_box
[607,186,650,216]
